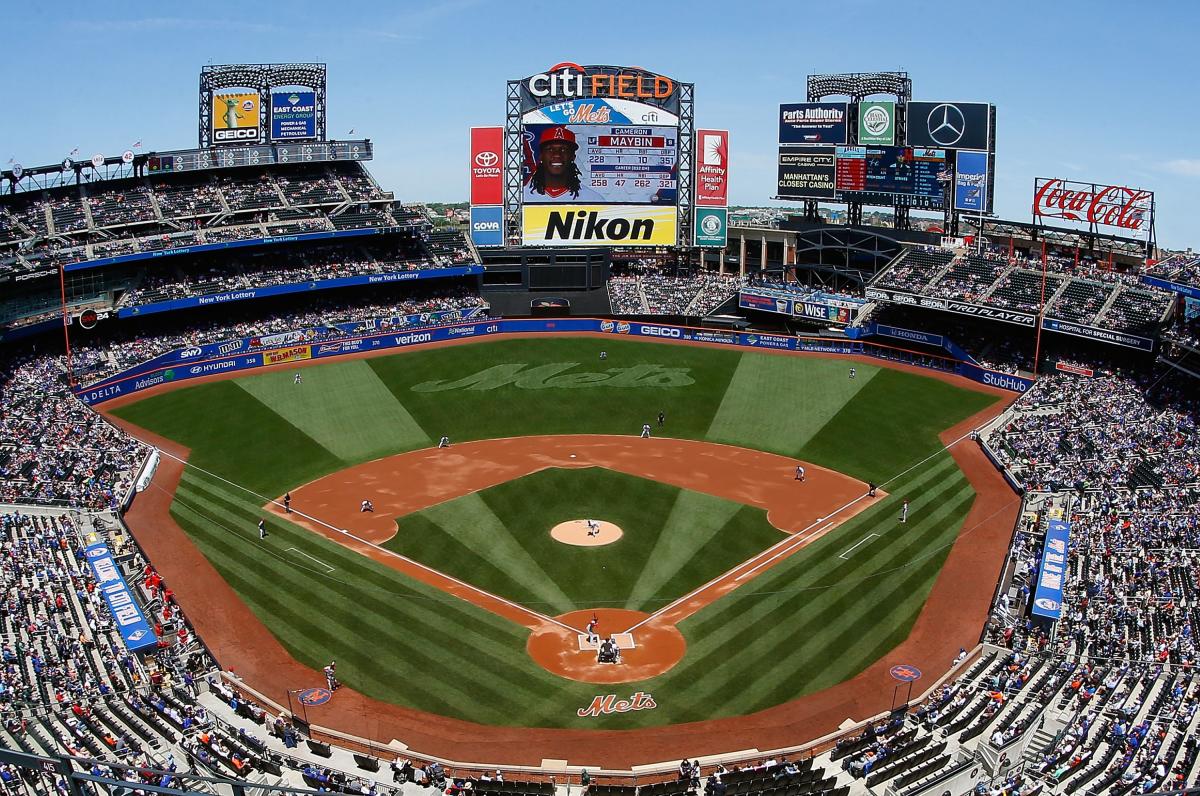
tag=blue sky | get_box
[2,0,1198,248]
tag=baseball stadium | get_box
[0,35,1198,796]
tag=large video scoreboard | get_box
[521,123,678,205]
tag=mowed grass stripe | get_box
[705,354,879,456]
[673,473,970,695]
[169,493,554,722]
[706,486,975,714]
[404,493,575,613]
[623,489,744,610]
[366,337,742,443]
[681,454,960,639]
[176,470,534,647]
[236,359,431,462]
[797,368,996,482]
[113,380,343,497]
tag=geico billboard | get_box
[212,92,261,142]
[522,205,676,247]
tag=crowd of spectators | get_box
[118,236,465,308]
[1146,252,1200,287]
[986,368,1199,492]
[606,268,745,316]
[0,163,395,279]
[71,288,489,386]
[872,246,1173,333]
[0,355,147,508]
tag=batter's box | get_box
[576,633,636,651]
[573,633,638,653]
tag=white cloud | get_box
[1162,159,1200,177]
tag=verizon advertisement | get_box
[470,127,504,206]
[695,129,729,206]
[1032,178,1154,238]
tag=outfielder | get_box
[899,499,909,524]
[294,372,302,385]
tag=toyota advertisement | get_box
[905,101,992,151]
[470,127,504,205]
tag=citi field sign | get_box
[519,63,680,113]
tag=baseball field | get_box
[108,336,1010,741]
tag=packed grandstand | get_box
[2,64,1200,796]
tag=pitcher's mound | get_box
[551,520,623,547]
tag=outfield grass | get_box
[112,337,998,728]
[386,467,784,614]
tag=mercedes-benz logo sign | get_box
[926,103,966,146]
[474,151,499,167]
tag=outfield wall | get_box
[76,318,1032,407]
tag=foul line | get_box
[838,534,880,560]
[624,425,982,635]
[286,547,335,572]
[150,446,577,634]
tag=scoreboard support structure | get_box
[198,63,327,149]
[804,72,912,229]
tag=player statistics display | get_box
[835,146,946,204]
[522,123,678,205]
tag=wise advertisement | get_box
[470,127,504,205]
[271,91,316,140]
[858,101,895,146]
[213,91,261,143]
[695,129,729,206]
[693,207,727,247]
[263,345,312,365]
[522,205,676,247]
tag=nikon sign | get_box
[522,205,677,247]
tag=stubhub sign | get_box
[471,206,504,247]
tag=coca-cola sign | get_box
[1032,178,1153,235]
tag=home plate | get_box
[576,632,636,651]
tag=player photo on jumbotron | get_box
[522,124,678,205]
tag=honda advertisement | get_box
[905,101,992,151]
[470,127,504,205]
[695,129,729,206]
[954,150,990,213]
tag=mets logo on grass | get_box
[577,691,657,718]
[522,205,677,247]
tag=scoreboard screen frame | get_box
[521,122,679,206]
